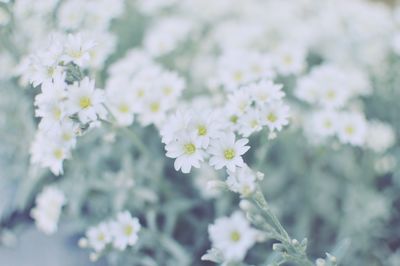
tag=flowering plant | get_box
[0,0,399,265]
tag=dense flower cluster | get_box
[79,211,141,261]
[26,34,106,175]
[106,49,185,127]
[0,0,399,265]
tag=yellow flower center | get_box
[53,149,63,160]
[62,133,72,141]
[53,107,62,120]
[230,115,238,124]
[324,120,332,129]
[97,233,105,241]
[163,87,173,96]
[224,149,235,160]
[70,49,83,59]
[283,54,293,65]
[251,120,258,128]
[124,225,133,236]
[267,113,277,122]
[137,89,145,98]
[79,96,91,109]
[241,185,252,196]
[118,103,130,113]
[345,126,354,135]
[230,231,241,242]
[233,71,243,81]
[184,143,196,155]
[150,102,160,113]
[326,90,336,99]
[197,125,207,136]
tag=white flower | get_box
[50,119,79,149]
[337,112,367,146]
[144,17,192,57]
[166,132,206,173]
[216,50,275,91]
[366,121,396,153]
[110,211,141,250]
[273,43,306,76]
[260,102,290,132]
[66,77,106,124]
[61,34,96,67]
[209,133,250,172]
[248,79,285,105]
[86,222,112,252]
[208,211,258,262]
[227,89,252,115]
[226,165,259,197]
[188,110,221,148]
[106,88,136,127]
[295,76,319,104]
[160,110,192,144]
[30,133,71,175]
[309,109,339,138]
[237,109,262,137]
[30,186,66,235]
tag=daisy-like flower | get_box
[227,89,252,115]
[66,77,106,124]
[226,165,263,197]
[248,79,284,105]
[160,110,191,144]
[337,112,367,146]
[260,102,290,132]
[366,121,396,153]
[208,133,250,172]
[237,109,262,137]
[188,110,221,148]
[30,186,66,235]
[208,211,258,262]
[86,222,112,252]
[295,76,319,104]
[309,109,339,138]
[61,34,96,67]
[273,43,306,76]
[106,88,136,127]
[30,132,71,175]
[110,211,141,250]
[50,118,79,149]
[166,132,206,173]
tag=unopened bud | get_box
[78,238,88,248]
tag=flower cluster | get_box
[295,63,395,149]
[106,49,185,127]
[79,211,141,261]
[25,34,107,175]
[2,0,399,265]
[30,186,66,235]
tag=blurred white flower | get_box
[111,211,141,250]
[337,112,367,146]
[86,222,112,252]
[30,186,66,235]
[61,34,96,67]
[366,121,396,153]
[208,211,258,262]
